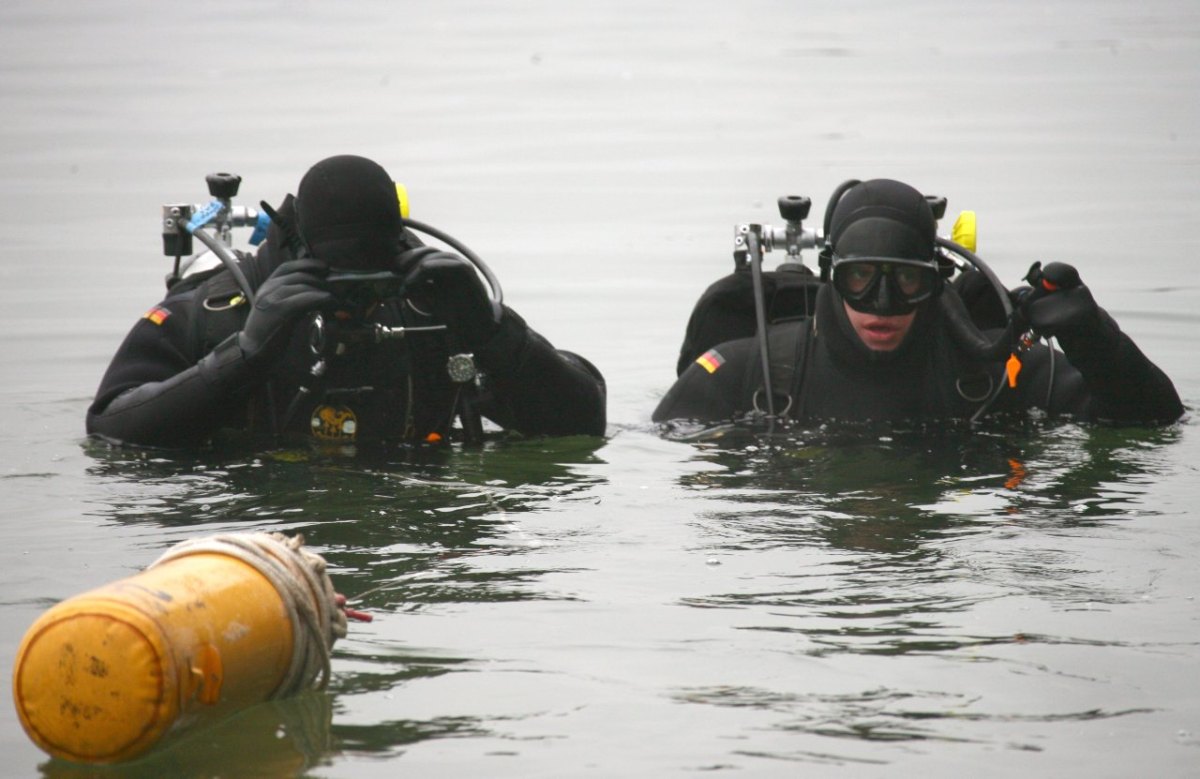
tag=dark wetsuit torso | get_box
[654,285,1182,427]
[88,241,607,448]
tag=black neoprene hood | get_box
[296,155,403,271]
[828,179,936,261]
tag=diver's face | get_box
[843,301,916,351]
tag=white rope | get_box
[149,532,348,696]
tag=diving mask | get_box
[831,255,941,315]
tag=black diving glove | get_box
[1012,262,1183,424]
[239,257,333,365]
[1015,261,1103,338]
[403,254,502,350]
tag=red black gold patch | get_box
[695,349,725,374]
[142,306,171,326]
[311,404,358,441]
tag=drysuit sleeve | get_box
[1005,265,1183,425]
[472,306,607,437]
[86,293,258,447]
[87,249,339,446]
[1037,310,1183,425]
[652,338,757,423]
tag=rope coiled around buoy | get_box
[149,532,348,696]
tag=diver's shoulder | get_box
[683,334,758,376]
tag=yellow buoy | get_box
[12,533,350,764]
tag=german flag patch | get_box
[142,306,171,326]
[695,349,725,374]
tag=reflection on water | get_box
[82,435,608,603]
[658,419,1187,761]
[38,692,334,779]
[64,437,608,771]
[4,0,1199,772]
[329,626,496,758]
[671,683,1153,756]
[677,417,1182,545]
[69,418,1189,769]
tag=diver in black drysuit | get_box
[88,155,606,448]
[653,179,1183,427]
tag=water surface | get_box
[1,1,1198,776]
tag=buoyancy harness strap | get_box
[196,268,253,354]
[754,319,812,420]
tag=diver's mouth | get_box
[855,317,908,350]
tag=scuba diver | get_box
[87,155,606,448]
[653,178,1183,427]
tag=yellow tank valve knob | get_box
[952,210,977,253]
[395,183,410,219]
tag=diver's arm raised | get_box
[87,259,332,446]
[1018,263,1183,424]
[403,255,607,437]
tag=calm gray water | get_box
[2,1,1198,776]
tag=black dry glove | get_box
[1014,261,1102,338]
[403,254,502,350]
[1012,262,1182,424]
[239,257,333,366]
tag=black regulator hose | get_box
[746,228,777,425]
[932,236,1033,422]
[935,236,1016,361]
[939,287,1019,362]
[403,218,503,306]
[823,179,862,239]
[936,237,1012,317]
[189,225,257,305]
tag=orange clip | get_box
[1005,353,1022,388]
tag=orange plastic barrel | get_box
[13,546,306,764]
